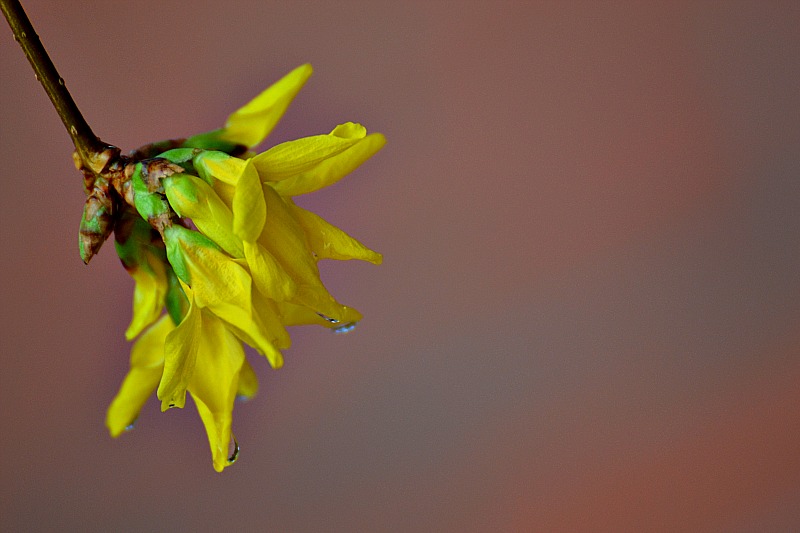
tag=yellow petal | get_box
[293,285,363,324]
[237,358,259,400]
[213,179,236,208]
[157,295,201,411]
[221,64,313,149]
[288,203,383,264]
[187,312,245,472]
[257,185,358,321]
[232,161,266,242]
[163,173,244,258]
[243,240,296,301]
[167,236,282,365]
[275,301,329,326]
[251,290,292,350]
[272,132,386,197]
[250,123,368,182]
[195,151,248,186]
[106,369,158,436]
[258,184,321,287]
[210,300,285,369]
[125,254,169,340]
[192,395,233,473]
[165,226,251,311]
[106,315,174,437]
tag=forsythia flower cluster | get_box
[105,64,384,472]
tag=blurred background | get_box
[2,1,800,531]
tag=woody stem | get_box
[1,0,108,163]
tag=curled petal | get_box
[251,123,368,182]
[289,203,382,264]
[221,64,313,149]
[272,132,386,197]
[106,315,174,437]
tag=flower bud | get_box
[78,187,114,264]
[163,173,243,258]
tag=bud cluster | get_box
[90,64,385,471]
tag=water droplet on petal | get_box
[235,395,250,403]
[227,433,240,465]
[316,312,340,324]
[333,322,358,334]
[125,418,137,432]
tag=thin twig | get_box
[1,0,107,162]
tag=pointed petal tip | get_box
[212,447,230,472]
[159,398,185,412]
[106,420,124,439]
[106,405,138,438]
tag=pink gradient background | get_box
[2,1,800,531]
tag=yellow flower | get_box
[106,64,384,472]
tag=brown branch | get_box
[1,0,109,166]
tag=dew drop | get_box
[316,312,340,324]
[235,395,250,403]
[125,418,138,432]
[227,433,240,465]
[333,322,358,334]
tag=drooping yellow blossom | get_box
[106,64,383,472]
